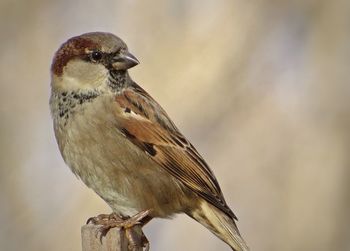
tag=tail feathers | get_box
[189,201,249,251]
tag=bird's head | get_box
[50,32,139,92]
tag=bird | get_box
[50,32,249,251]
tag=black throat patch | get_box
[108,70,130,91]
[52,90,100,126]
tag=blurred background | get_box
[1,0,349,250]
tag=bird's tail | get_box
[188,200,249,251]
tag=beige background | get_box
[0,0,349,250]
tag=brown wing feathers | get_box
[114,83,237,220]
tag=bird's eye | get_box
[90,51,103,62]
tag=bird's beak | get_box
[112,52,139,70]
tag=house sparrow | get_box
[50,32,249,251]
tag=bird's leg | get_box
[87,209,151,250]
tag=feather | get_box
[113,81,237,220]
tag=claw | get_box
[97,226,110,243]
[87,213,111,224]
[87,210,151,250]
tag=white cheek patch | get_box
[58,59,108,91]
[60,75,86,90]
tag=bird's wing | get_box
[113,82,237,220]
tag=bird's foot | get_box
[87,210,150,251]
[86,213,112,225]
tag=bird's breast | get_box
[52,94,192,217]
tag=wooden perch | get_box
[81,223,146,251]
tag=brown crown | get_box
[51,36,100,76]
